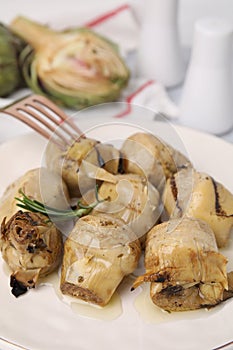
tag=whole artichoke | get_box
[0,210,63,297]
[10,16,130,109]
[0,23,24,96]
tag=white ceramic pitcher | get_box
[179,18,233,135]
[136,0,185,87]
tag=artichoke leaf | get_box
[80,160,117,184]
[0,23,25,96]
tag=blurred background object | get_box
[2,0,233,49]
[136,0,185,87]
[132,0,233,47]
[1,0,233,142]
[179,17,233,135]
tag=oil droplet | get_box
[40,271,122,321]
[39,271,61,291]
[70,292,122,321]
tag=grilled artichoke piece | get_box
[121,132,191,193]
[93,143,120,175]
[87,173,160,242]
[163,167,233,248]
[0,210,63,297]
[0,23,25,96]
[10,16,129,109]
[133,218,229,312]
[0,167,70,223]
[223,271,233,301]
[46,137,120,197]
[60,213,141,306]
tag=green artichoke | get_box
[0,23,25,96]
[10,16,130,109]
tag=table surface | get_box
[1,83,233,146]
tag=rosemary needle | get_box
[15,186,105,221]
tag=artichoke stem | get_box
[10,16,58,51]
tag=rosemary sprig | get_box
[15,186,105,221]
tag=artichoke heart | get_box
[60,213,141,306]
[0,167,70,224]
[46,137,120,197]
[163,167,233,247]
[10,16,130,108]
[133,218,230,312]
[0,210,63,297]
[121,132,191,193]
[88,173,161,242]
[0,23,25,96]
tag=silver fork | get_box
[1,94,84,149]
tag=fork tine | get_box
[2,94,85,149]
[3,106,65,149]
[32,95,84,137]
[31,101,78,142]
[19,105,72,146]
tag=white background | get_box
[1,0,233,47]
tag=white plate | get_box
[0,108,233,350]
